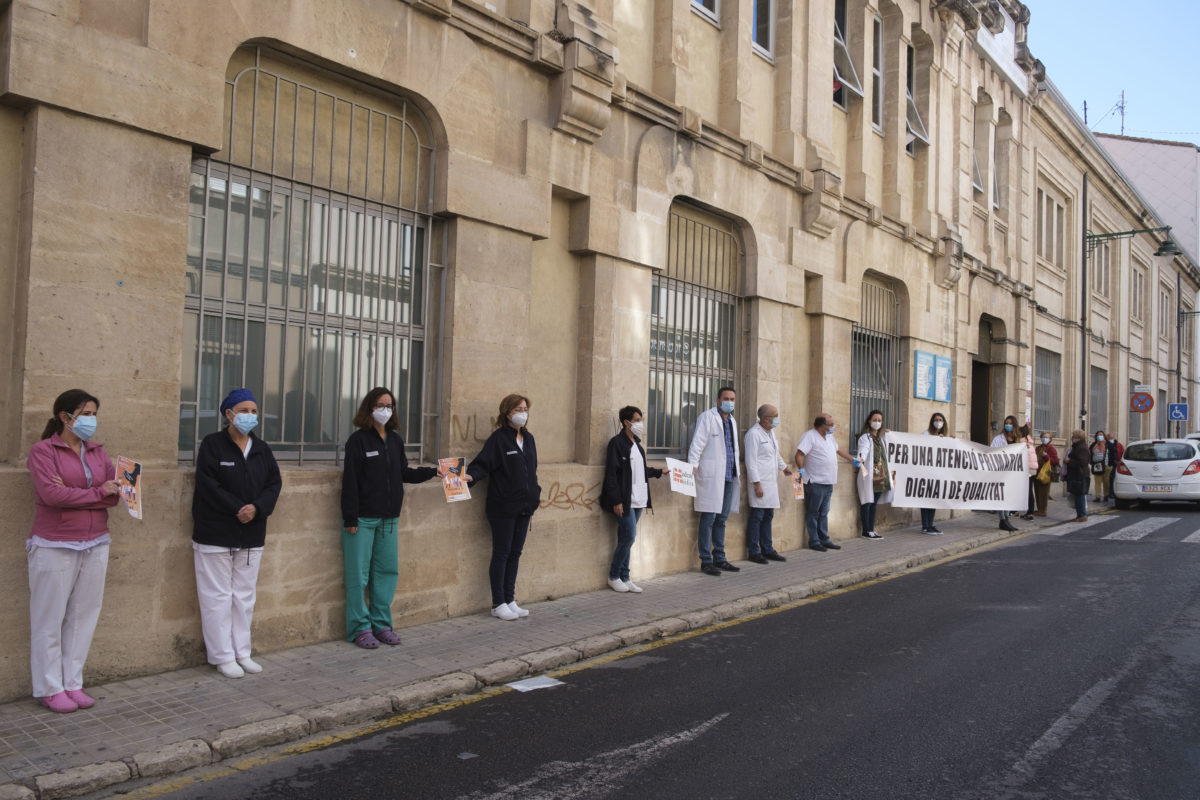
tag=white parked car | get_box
[1112,439,1200,508]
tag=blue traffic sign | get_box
[1169,403,1189,422]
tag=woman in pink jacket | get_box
[26,389,120,713]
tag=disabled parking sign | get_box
[1169,403,1189,422]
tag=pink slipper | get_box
[353,629,380,649]
[373,628,401,646]
[65,689,95,709]
[39,692,78,713]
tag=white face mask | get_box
[510,411,529,428]
[372,407,393,426]
[1041,437,1050,445]
[933,420,944,430]
[870,420,882,431]
[629,420,645,437]
[1097,436,1105,443]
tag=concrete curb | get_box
[1,524,1046,798]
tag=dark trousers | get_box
[487,514,531,607]
[920,508,936,530]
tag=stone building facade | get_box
[0,0,1194,700]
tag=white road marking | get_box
[1101,517,1180,541]
[1032,516,1109,536]
[1180,530,1200,543]
[461,714,729,800]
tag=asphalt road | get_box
[145,504,1200,800]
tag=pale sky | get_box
[1026,1,1200,148]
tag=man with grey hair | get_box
[743,404,793,563]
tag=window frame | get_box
[904,44,929,153]
[692,0,720,24]
[871,16,884,130]
[833,0,865,108]
[752,0,774,57]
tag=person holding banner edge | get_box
[1033,432,1059,516]
[743,404,793,563]
[919,413,949,534]
[856,411,893,540]
[795,414,860,552]
[600,406,664,592]
[991,415,1020,531]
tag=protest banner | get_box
[664,457,696,497]
[439,457,471,502]
[883,432,1027,511]
[116,456,143,519]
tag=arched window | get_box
[182,46,437,462]
[647,201,744,456]
[851,277,901,430]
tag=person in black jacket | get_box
[192,388,282,679]
[341,387,439,649]
[1065,429,1091,521]
[466,393,540,621]
[599,406,663,593]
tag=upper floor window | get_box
[753,0,773,55]
[905,44,929,153]
[833,0,864,107]
[871,16,883,129]
[692,0,719,24]
[1159,284,1174,340]
[1035,186,1066,269]
[1090,237,1111,298]
[971,102,987,197]
[1131,263,1146,322]
[182,46,437,463]
[994,109,1011,211]
[1183,301,1195,355]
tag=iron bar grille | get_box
[850,280,900,442]
[1089,366,1109,434]
[1034,346,1062,435]
[182,47,436,464]
[647,205,744,457]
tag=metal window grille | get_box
[1089,366,1108,433]
[647,205,744,457]
[851,280,900,439]
[181,47,436,463]
[1033,347,1061,434]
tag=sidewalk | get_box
[0,497,1090,799]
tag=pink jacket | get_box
[27,434,119,541]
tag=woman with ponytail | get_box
[25,389,120,713]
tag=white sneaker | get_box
[623,579,643,593]
[216,661,244,679]
[491,604,519,621]
[507,601,529,618]
[237,657,263,674]
[608,578,630,593]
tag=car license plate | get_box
[1142,484,1174,493]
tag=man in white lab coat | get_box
[743,404,793,563]
[688,387,742,576]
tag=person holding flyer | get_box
[191,388,282,679]
[687,387,742,576]
[743,404,793,563]
[600,406,663,592]
[341,387,439,649]
[855,410,893,540]
[25,389,120,713]
[467,394,541,621]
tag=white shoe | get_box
[491,604,519,621]
[623,579,643,593]
[608,578,630,593]
[237,657,263,674]
[216,661,244,679]
[507,601,529,618]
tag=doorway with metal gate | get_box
[969,316,1007,444]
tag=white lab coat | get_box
[743,424,787,509]
[856,432,895,505]
[688,406,741,514]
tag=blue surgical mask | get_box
[827,425,836,435]
[771,417,780,428]
[1004,424,1013,432]
[69,414,97,441]
[719,400,735,414]
[232,413,258,435]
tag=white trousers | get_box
[27,543,109,698]
[193,547,262,665]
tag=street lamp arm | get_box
[1084,225,1172,257]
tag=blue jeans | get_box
[860,492,884,535]
[804,483,834,546]
[609,507,643,580]
[698,480,737,564]
[745,507,777,556]
[1072,492,1088,518]
[487,515,531,607]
